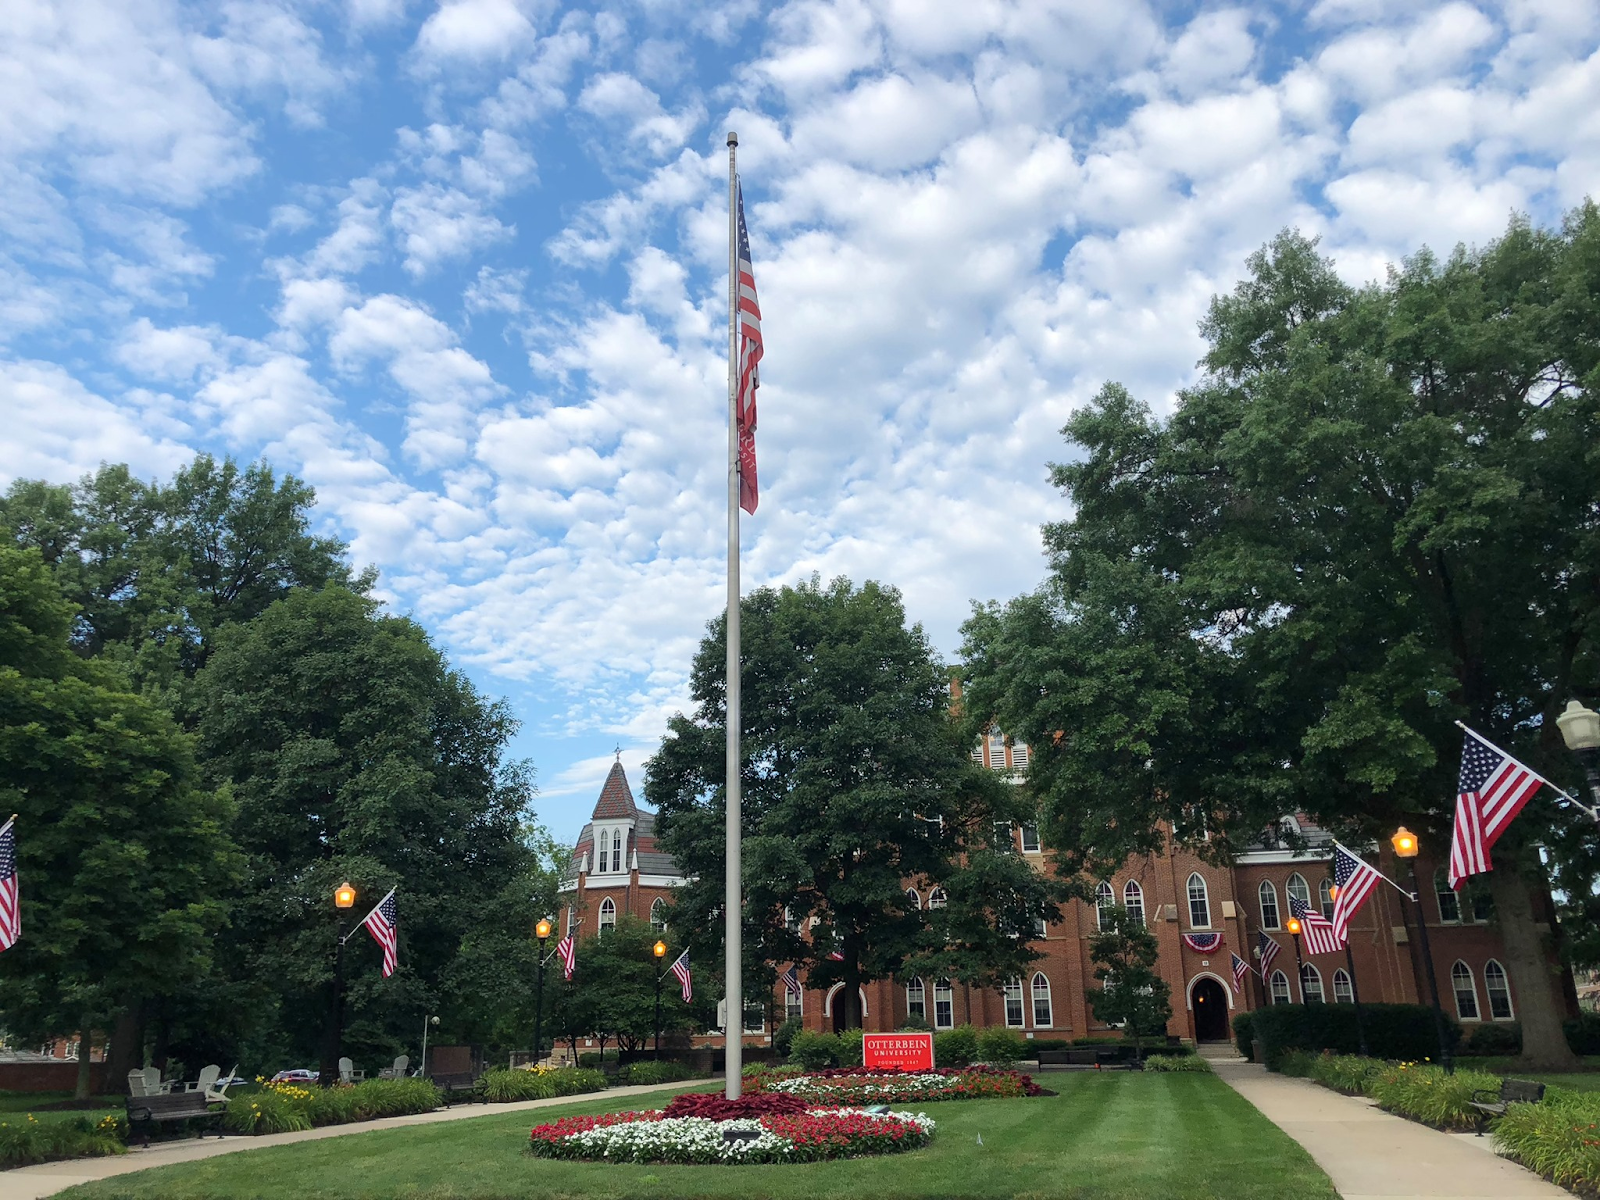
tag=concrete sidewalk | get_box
[3,1079,704,1200]
[1212,1058,1566,1200]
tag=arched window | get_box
[1258,881,1280,930]
[649,898,666,933]
[905,978,926,1022]
[1123,880,1144,927]
[611,829,623,873]
[1435,870,1461,923]
[1332,969,1353,1004]
[1485,960,1513,1020]
[905,887,921,910]
[1002,979,1025,1027]
[598,897,616,933]
[1452,961,1480,1020]
[1187,873,1211,928]
[566,906,578,936]
[1096,881,1116,931]
[1270,970,1291,1004]
[928,887,947,909]
[783,906,800,932]
[1032,972,1053,1027]
[933,978,954,1029]
[785,981,803,1021]
[1019,822,1040,852]
[1286,873,1311,909]
[1300,963,1324,1003]
[1318,878,1336,921]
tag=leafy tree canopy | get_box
[648,575,1062,1030]
[1085,907,1172,1061]
[961,206,1600,1069]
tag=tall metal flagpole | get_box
[724,130,743,1100]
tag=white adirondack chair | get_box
[188,1064,220,1095]
[338,1056,355,1084]
[205,1064,238,1103]
[127,1069,148,1097]
[141,1066,170,1095]
[379,1054,409,1079]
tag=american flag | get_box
[669,949,692,1002]
[1330,844,1382,943]
[362,888,398,978]
[827,949,844,962]
[0,818,18,951]
[557,935,576,981]
[780,966,800,995]
[1289,896,1343,955]
[1451,730,1542,889]
[1231,953,1250,989]
[735,180,763,515]
[1256,930,1280,980]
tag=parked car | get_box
[270,1068,318,1082]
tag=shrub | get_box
[0,1115,126,1168]
[349,1078,441,1118]
[1028,1038,1072,1054]
[788,1030,841,1070]
[1565,1012,1600,1055]
[934,1024,979,1067]
[1494,1088,1600,1192]
[226,1090,313,1135]
[837,1027,864,1067]
[616,1060,696,1086]
[772,1015,804,1058]
[1232,1012,1255,1062]
[898,1014,932,1032]
[1462,1022,1521,1057]
[1142,1054,1212,1072]
[1276,1051,1316,1078]
[306,1086,360,1125]
[1368,1063,1500,1131]
[1250,1003,1460,1069]
[577,1050,619,1069]
[483,1068,556,1102]
[548,1068,611,1096]
[976,1025,1026,1066]
[1304,1054,1386,1095]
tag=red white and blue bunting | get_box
[1181,932,1224,954]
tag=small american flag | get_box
[1231,953,1250,989]
[1256,930,1280,980]
[1330,844,1382,943]
[827,949,844,962]
[669,949,692,1002]
[735,180,763,514]
[1451,730,1542,889]
[780,966,800,995]
[0,818,18,951]
[363,888,398,978]
[557,935,575,981]
[1288,896,1343,955]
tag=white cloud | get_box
[413,0,543,69]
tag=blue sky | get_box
[3,0,1598,844]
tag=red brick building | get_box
[558,755,1534,1045]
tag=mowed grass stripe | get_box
[54,1075,1337,1200]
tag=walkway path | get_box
[1211,1056,1566,1200]
[4,1079,704,1200]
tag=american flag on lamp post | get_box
[362,888,398,978]
[557,934,576,981]
[780,966,800,995]
[1256,931,1280,981]
[0,816,19,951]
[669,949,692,1002]
[1288,896,1343,956]
[734,181,763,514]
[1329,844,1384,943]
[1231,953,1250,990]
[1450,728,1545,890]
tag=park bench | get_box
[1036,1048,1124,1067]
[430,1071,486,1105]
[125,1091,226,1146]
[1470,1078,1545,1136]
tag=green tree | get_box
[1085,908,1172,1064]
[192,585,536,1077]
[0,547,239,1096]
[647,576,1062,1032]
[962,208,1600,1070]
[563,917,693,1056]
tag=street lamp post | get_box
[1392,827,1453,1073]
[420,1014,439,1079]
[1557,700,1600,807]
[1285,916,1305,1001]
[1330,883,1371,1057]
[532,919,552,1069]
[321,882,357,1087]
[653,940,668,1061]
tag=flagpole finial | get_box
[727,131,737,147]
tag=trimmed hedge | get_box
[1233,1012,1254,1061]
[614,1060,700,1086]
[1566,1012,1600,1056]
[1248,1003,1460,1068]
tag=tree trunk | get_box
[1488,857,1579,1071]
[74,1017,94,1100]
[103,1005,143,1094]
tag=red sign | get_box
[862,1032,935,1071]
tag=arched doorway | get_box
[1191,977,1229,1042]
[825,984,868,1032]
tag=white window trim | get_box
[1452,960,1481,1021]
[1002,978,1026,1028]
[1020,822,1040,853]
[1259,880,1281,930]
[650,897,666,932]
[1435,871,1462,924]
[1484,959,1514,1021]
[1123,880,1144,926]
[905,977,926,1022]
[1095,881,1116,931]
[905,887,921,910]
[1031,972,1054,1029]
[928,887,947,909]
[1332,968,1353,1004]
[598,896,616,932]
[933,978,954,1029]
[1299,963,1324,1003]
[1187,873,1211,929]
[1286,872,1311,909]
[1270,969,1291,1004]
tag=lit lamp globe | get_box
[335,882,357,909]
[653,940,668,959]
[535,918,552,942]
[1285,917,1302,936]
[1557,700,1600,753]
[1391,827,1419,859]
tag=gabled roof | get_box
[591,760,639,821]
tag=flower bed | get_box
[527,1106,934,1164]
[750,1065,1042,1106]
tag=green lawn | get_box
[1469,1055,1600,1092]
[0,1091,123,1124]
[54,1075,1336,1200]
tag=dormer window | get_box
[611,828,623,873]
